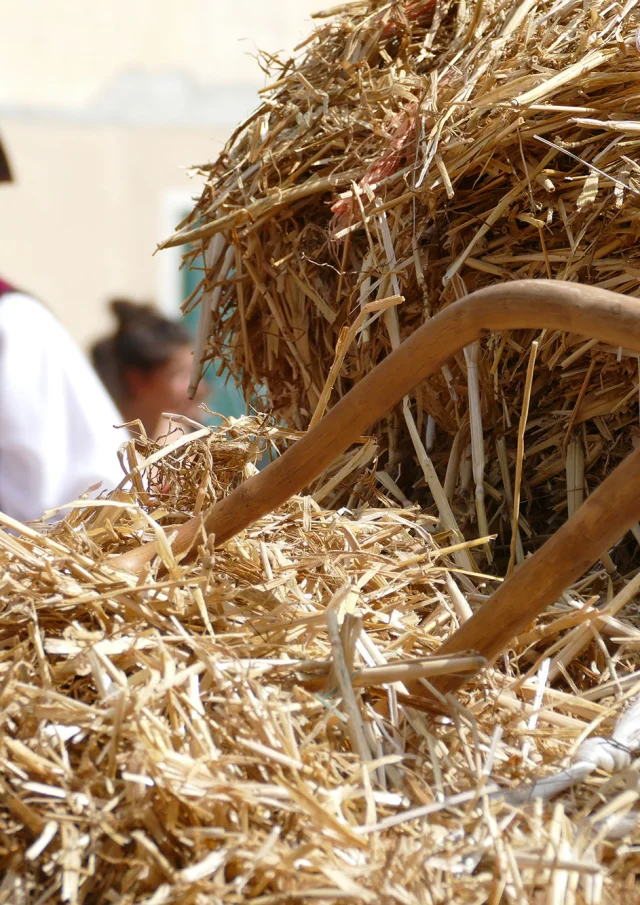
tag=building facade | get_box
[0,0,321,347]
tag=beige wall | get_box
[0,0,322,107]
[0,120,224,348]
[0,0,323,350]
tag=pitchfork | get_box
[112,280,640,697]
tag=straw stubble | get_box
[1,416,639,901]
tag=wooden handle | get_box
[113,279,640,574]
[427,441,640,697]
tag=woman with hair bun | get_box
[92,299,207,440]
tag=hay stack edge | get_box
[4,0,640,901]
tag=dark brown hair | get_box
[0,137,13,184]
[91,298,190,404]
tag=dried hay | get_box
[1,418,640,903]
[167,0,640,569]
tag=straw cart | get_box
[4,0,640,901]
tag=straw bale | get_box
[1,418,640,902]
[168,0,640,566]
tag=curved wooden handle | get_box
[429,440,640,696]
[113,279,640,574]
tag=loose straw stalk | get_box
[464,341,491,562]
[507,340,538,577]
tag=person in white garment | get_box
[0,137,125,522]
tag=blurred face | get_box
[127,344,208,437]
[152,345,206,419]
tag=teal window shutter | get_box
[182,242,247,425]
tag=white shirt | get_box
[0,292,126,522]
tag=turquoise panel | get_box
[182,245,247,425]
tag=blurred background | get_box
[0,0,320,356]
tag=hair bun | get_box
[95,298,190,383]
[110,298,153,327]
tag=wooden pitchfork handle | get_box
[112,279,640,693]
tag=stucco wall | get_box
[0,0,321,109]
[0,120,224,347]
[0,0,323,348]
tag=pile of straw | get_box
[168,0,640,565]
[2,418,640,902]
